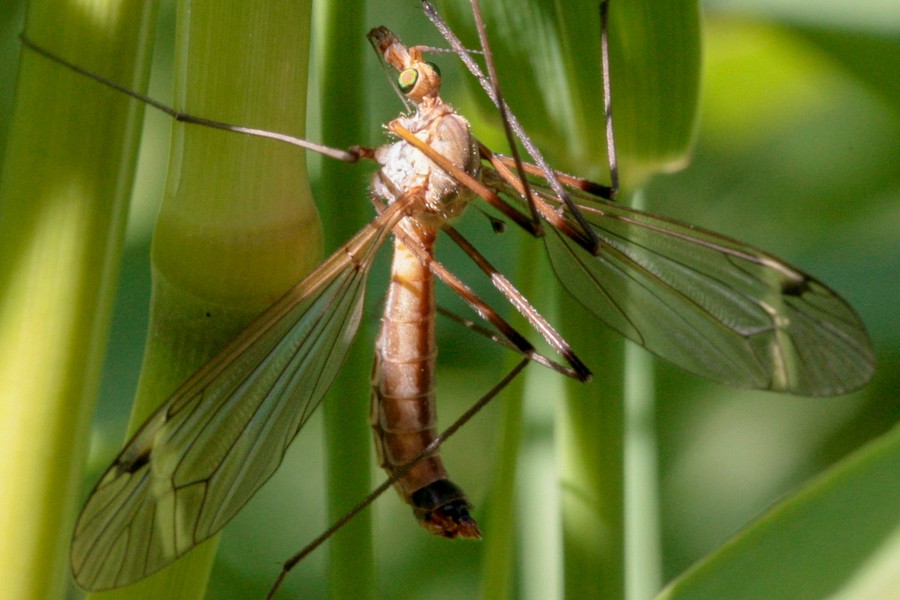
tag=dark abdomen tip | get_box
[410,479,482,539]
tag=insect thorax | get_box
[373,101,481,227]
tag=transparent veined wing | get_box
[507,174,874,396]
[71,201,404,591]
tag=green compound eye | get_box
[426,62,441,78]
[398,68,418,94]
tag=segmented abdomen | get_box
[370,223,480,539]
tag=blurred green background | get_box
[2,0,897,598]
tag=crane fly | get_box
[21,0,875,594]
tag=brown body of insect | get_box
[368,27,483,538]
[16,0,874,596]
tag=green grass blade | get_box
[314,0,376,598]
[82,2,317,598]
[655,425,900,600]
[556,2,701,595]
[441,2,701,598]
[0,1,157,598]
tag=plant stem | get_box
[315,0,376,598]
[84,1,317,598]
[0,1,157,598]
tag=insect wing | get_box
[538,189,874,395]
[71,209,398,591]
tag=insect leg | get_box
[265,359,530,600]
[20,33,370,163]
[444,226,592,380]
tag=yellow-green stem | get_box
[443,1,700,598]
[84,2,317,598]
[314,0,375,598]
[0,1,157,599]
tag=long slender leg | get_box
[388,120,539,234]
[265,359,530,600]
[20,33,370,163]
[390,224,585,380]
[421,0,601,251]
[444,226,591,381]
[467,0,544,232]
